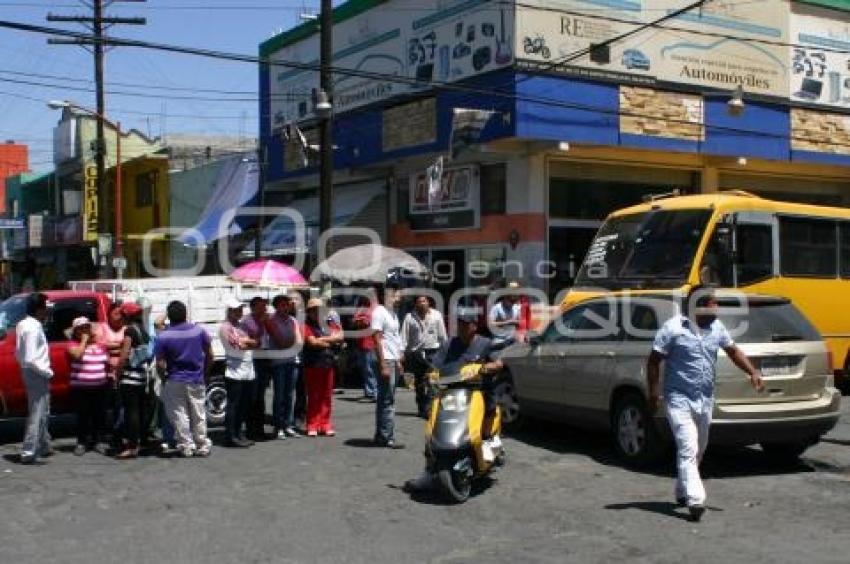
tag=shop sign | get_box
[0,219,24,230]
[790,3,850,109]
[28,215,43,248]
[83,161,99,241]
[268,0,514,128]
[409,164,479,231]
[515,0,788,98]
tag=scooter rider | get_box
[404,308,503,492]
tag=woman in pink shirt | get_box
[67,317,109,456]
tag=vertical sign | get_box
[83,161,99,241]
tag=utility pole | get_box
[318,0,334,236]
[47,0,146,277]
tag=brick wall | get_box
[619,86,704,141]
[791,108,850,155]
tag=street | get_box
[1,387,849,564]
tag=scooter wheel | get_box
[438,469,472,503]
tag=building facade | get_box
[260,0,850,299]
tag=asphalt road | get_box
[1,388,849,564]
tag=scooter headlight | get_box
[440,393,467,411]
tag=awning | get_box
[247,181,384,256]
[178,154,259,246]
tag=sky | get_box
[0,0,326,172]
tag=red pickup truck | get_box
[0,290,111,417]
[0,289,228,423]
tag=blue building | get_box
[260,0,850,298]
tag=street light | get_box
[47,99,124,278]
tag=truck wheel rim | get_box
[206,386,227,417]
[617,406,645,456]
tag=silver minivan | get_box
[498,292,842,465]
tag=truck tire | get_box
[205,379,227,427]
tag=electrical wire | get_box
[2,14,850,152]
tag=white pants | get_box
[666,396,712,506]
[21,369,51,459]
[163,380,210,454]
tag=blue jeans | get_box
[271,362,298,430]
[375,361,398,443]
[360,349,378,398]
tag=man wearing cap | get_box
[488,290,520,348]
[243,296,271,440]
[404,308,504,492]
[220,297,257,447]
[15,292,53,463]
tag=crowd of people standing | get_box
[12,282,529,463]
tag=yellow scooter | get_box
[422,361,505,503]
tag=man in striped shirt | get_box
[67,317,109,456]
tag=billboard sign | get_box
[515,0,789,98]
[267,0,514,128]
[790,3,850,109]
[83,161,98,241]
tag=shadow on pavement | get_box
[344,438,381,448]
[396,475,498,506]
[604,501,691,521]
[507,418,825,479]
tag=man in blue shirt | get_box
[647,286,763,522]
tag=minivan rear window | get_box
[716,299,821,344]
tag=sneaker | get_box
[178,448,194,458]
[276,430,287,440]
[307,430,318,437]
[323,429,336,437]
[385,439,404,450]
[195,448,211,458]
[115,448,138,460]
[688,505,706,522]
[482,442,495,463]
[676,497,687,508]
[73,444,87,457]
[19,454,36,464]
[284,427,299,438]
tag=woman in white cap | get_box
[67,317,110,456]
[220,297,258,447]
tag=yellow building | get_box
[106,155,170,278]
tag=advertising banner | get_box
[515,0,789,98]
[790,3,850,109]
[267,0,514,128]
[83,161,99,242]
[409,164,479,230]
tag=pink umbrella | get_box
[229,260,308,288]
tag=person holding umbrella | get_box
[302,298,344,437]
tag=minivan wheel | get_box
[611,392,664,467]
[205,380,227,427]
[760,440,813,462]
[493,376,522,430]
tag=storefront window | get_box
[480,163,506,216]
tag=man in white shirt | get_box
[370,285,404,449]
[15,292,54,463]
[488,293,520,347]
[402,295,447,418]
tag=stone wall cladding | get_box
[791,108,850,155]
[619,86,704,141]
[382,98,437,153]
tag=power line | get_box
[2,16,850,153]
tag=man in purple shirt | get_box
[155,300,213,458]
